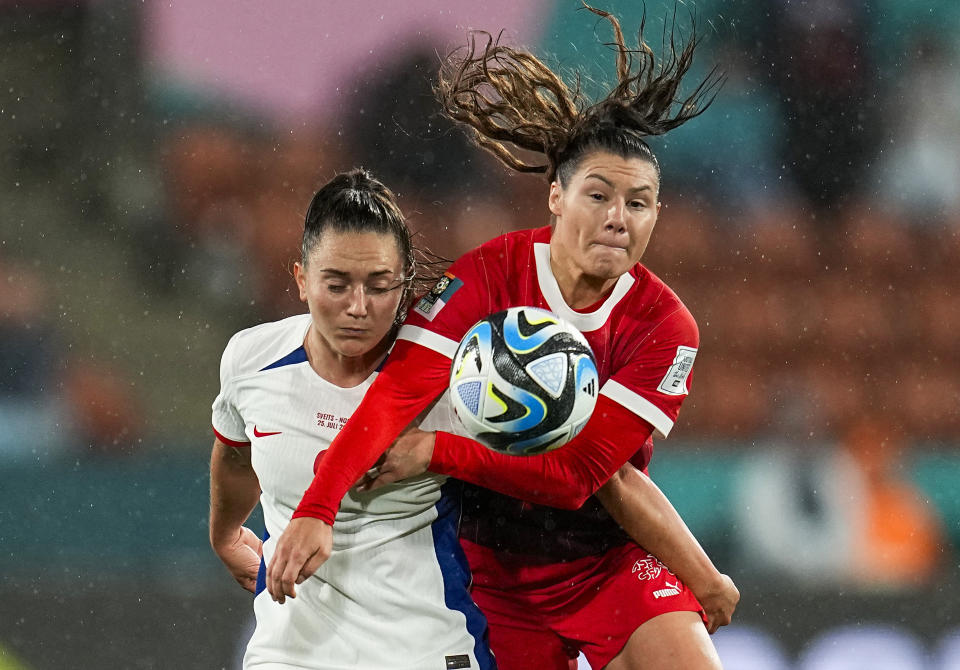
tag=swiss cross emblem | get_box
[631,557,663,581]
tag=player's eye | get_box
[368,279,405,295]
[327,284,348,293]
[629,200,645,209]
[590,193,605,201]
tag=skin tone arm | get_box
[595,463,739,633]
[361,430,739,633]
[209,438,263,593]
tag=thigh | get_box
[471,581,573,670]
[604,611,722,670]
[550,544,709,670]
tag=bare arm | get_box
[209,438,263,592]
[595,463,739,633]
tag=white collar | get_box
[533,242,635,332]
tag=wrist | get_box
[209,525,241,550]
[686,565,725,599]
[428,431,456,475]
[291,506,336,525]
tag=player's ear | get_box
[293,262,308,303]
[548,181,563,217]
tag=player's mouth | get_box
[338,327,369,336]
[591,241,628,252]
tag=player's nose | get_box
[345,285,369,317]
[604,201,627,233]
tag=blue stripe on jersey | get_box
[260,346,308,372]
[255,528,270,595]
[431,479,496,670]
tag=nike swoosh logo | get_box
[253,426,282,438]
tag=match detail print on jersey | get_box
[414,271,464,322]
[657,345,697,396]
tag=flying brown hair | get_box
[436,3,724,182]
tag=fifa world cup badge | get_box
[414,272,463,321]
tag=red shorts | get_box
[463,539,706,670]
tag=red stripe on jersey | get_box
[429,395,653,510]
[293,339,451,524]
[213,426,251,448]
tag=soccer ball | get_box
[449,306,599,455]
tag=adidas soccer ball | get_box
[449,306,599,455]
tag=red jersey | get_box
[295,226,698,560]
[402,226,697,558]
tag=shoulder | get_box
[625,265,698,343]
[460,226,545,268]
[220,314,311,381]
[437,227,544,297]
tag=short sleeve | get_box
[211,333,249,446]
[600,306,699,439]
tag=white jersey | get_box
[212,314,494,670]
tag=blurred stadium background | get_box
[1,1,958,668]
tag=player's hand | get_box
[696,573,740,634]
[357,428,436,492]
[266,517,332,604]
[212,526,263,593]
[353,453,386,489]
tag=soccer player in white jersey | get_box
[271,7,738,670]
[209,169,495,670]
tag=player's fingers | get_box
[266,556,284,603]
[280,555,304,600]
[367,469,403,491]
[356,464,384,491]
[717,609,732,627]
[269,548,293,604]
[298,548,329,584]
[706,607,731,633]
[268,560,280,602]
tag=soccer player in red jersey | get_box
[269,7,738,669]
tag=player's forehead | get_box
[307,229,402,276]
[571,151,659,191]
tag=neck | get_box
[549,247,619,310]
[303,327,390,387]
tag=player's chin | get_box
[334,334,376,356]
[584,253,631,280]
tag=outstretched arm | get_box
[363,395,653,509]
[292,339,451,522]
[266,339,450,603]
[429,395,653,508]
[596,464,739,633]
